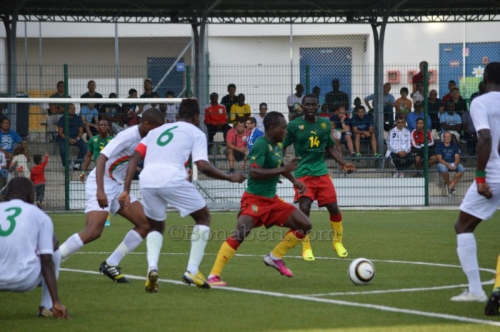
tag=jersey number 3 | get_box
[0,207,21,237]
[309,136,320,148]
[157,126,178,146]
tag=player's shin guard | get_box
[302,234,312,251]
[187,225,210,275]
[59,234,84,260]
[209,236,240,277]
[147,231,163,271]
[494,254,500,291]
[457,233,483,295]
[330,213,343,244]
[106,230,143,266]
[271,230,305,259]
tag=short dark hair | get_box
[448,80,456,84]
[259,103,267,109]
[228,83,236,89]
[33,154,43,165]
[57,81,64,86]
[416,118,424,123]
[484,62,500,85]
[129,88,137,95]
[6,177,34,202]
[247,117,257,125]
[178,99,200,119]
[237,93,245,98]
[302,94,318,104]
[451,87,460,93]
[263,111,284,131]
[109,92,117,98]
[332,79,339,84]
[141,108,165,125]
[210,92,218,98]
[166,90,174,96]
[400,87,409,94]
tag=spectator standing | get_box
[30,152,49,209]
[325,79,349,113]
[204,92,230,153]
[411,118,436,173]
[229,94,251,126]
[161,91,179,123]
[394,87,412,122]
[122,89,139,127]
[255,103,267,133]
[312,86,325,108]
[0,117,29,165]
[364,82,396,128]
[221,83,238,124]
[245,117,263,154]
[287,84,304,120]
[386,118,414,177]
[470,81,485,103]
[411,61,429,93]
[57,104,87,169]
[137,78,154,116]
[461,108,477,156]
[226,120,250,173]
[80,102,99,139]
[10,146,30,178]
[406,101,432,133]
[80,80,103,110]
[48,81,71,142]
[351,106,381,157]
[100,93,125,136]
[436,131,465,196]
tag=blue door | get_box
[300,47,352,107]
[439,42,500,100]
[147,57,185,97]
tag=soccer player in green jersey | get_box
[283,94,356,261]
[80,119,113,182]
[207,111,313,286]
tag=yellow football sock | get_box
[494,254,500,291]
[271,230,303,259]
[331,221,343,244]
[302,234,312,251]
[210,241,236,277]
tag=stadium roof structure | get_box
[2,0,500,24]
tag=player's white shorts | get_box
[460,181,500,221]
[0,263,41,292]
[141,182,206,220]
[85,174,137,215]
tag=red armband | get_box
[475,177,486,184]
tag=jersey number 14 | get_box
[309,136,320,148]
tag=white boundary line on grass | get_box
[60,267,500,328]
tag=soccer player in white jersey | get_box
[58,108,165,283]
[450,62,500,309]
[0,177,68,318]
[119,99,246,291]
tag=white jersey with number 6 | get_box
[0,199,54,290]
[136,121,208,188]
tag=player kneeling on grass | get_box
[119,99,246,292]
[58,108,165,283]
[207,111,313,287]
[0,177,69,319]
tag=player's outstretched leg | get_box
[266,209,312,277]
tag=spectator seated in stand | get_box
[100,92,125,136]
[411,118,436,174]
[205,92,230,154]
[435,132,465,196]
[0,151,8,188]
[10,146,30,178]
[80,102,99,140]
[439,100,462,145]
[385,117,414,178]
[317,103,332,119]
[395,87,412,123]
[245,117,263,155]
[0,117,30,167]
[57,103,87,170]
[330,106,355,157]
[225,119,250,173]
[351,106,381,157]
[229,94,251,126]
[406,101,432,133]
[461,108,477,156]
[122,88,139,127]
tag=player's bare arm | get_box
[40,254,69,319]
[196,160,246,183]
[118,151,142,209]
[476,129,493,199]
[326,146,356,174]
[95,153,110,208]
[250,157,300,180]
[80,150,93,183]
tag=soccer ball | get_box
[348,258,375,285]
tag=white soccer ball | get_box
[348,258,375,285]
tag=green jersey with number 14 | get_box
[282,116,334,178]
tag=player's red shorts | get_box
[294,174,338,206]
[239,191,296,228]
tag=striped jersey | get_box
[89,125,142,184]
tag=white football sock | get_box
[41,249,61,309]
[187,225,210,275]
[59,234,84,260]
[457,233,483,295]
[106,230,143,266]
[147,231,163,272]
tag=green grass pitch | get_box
[1,210,499,331]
